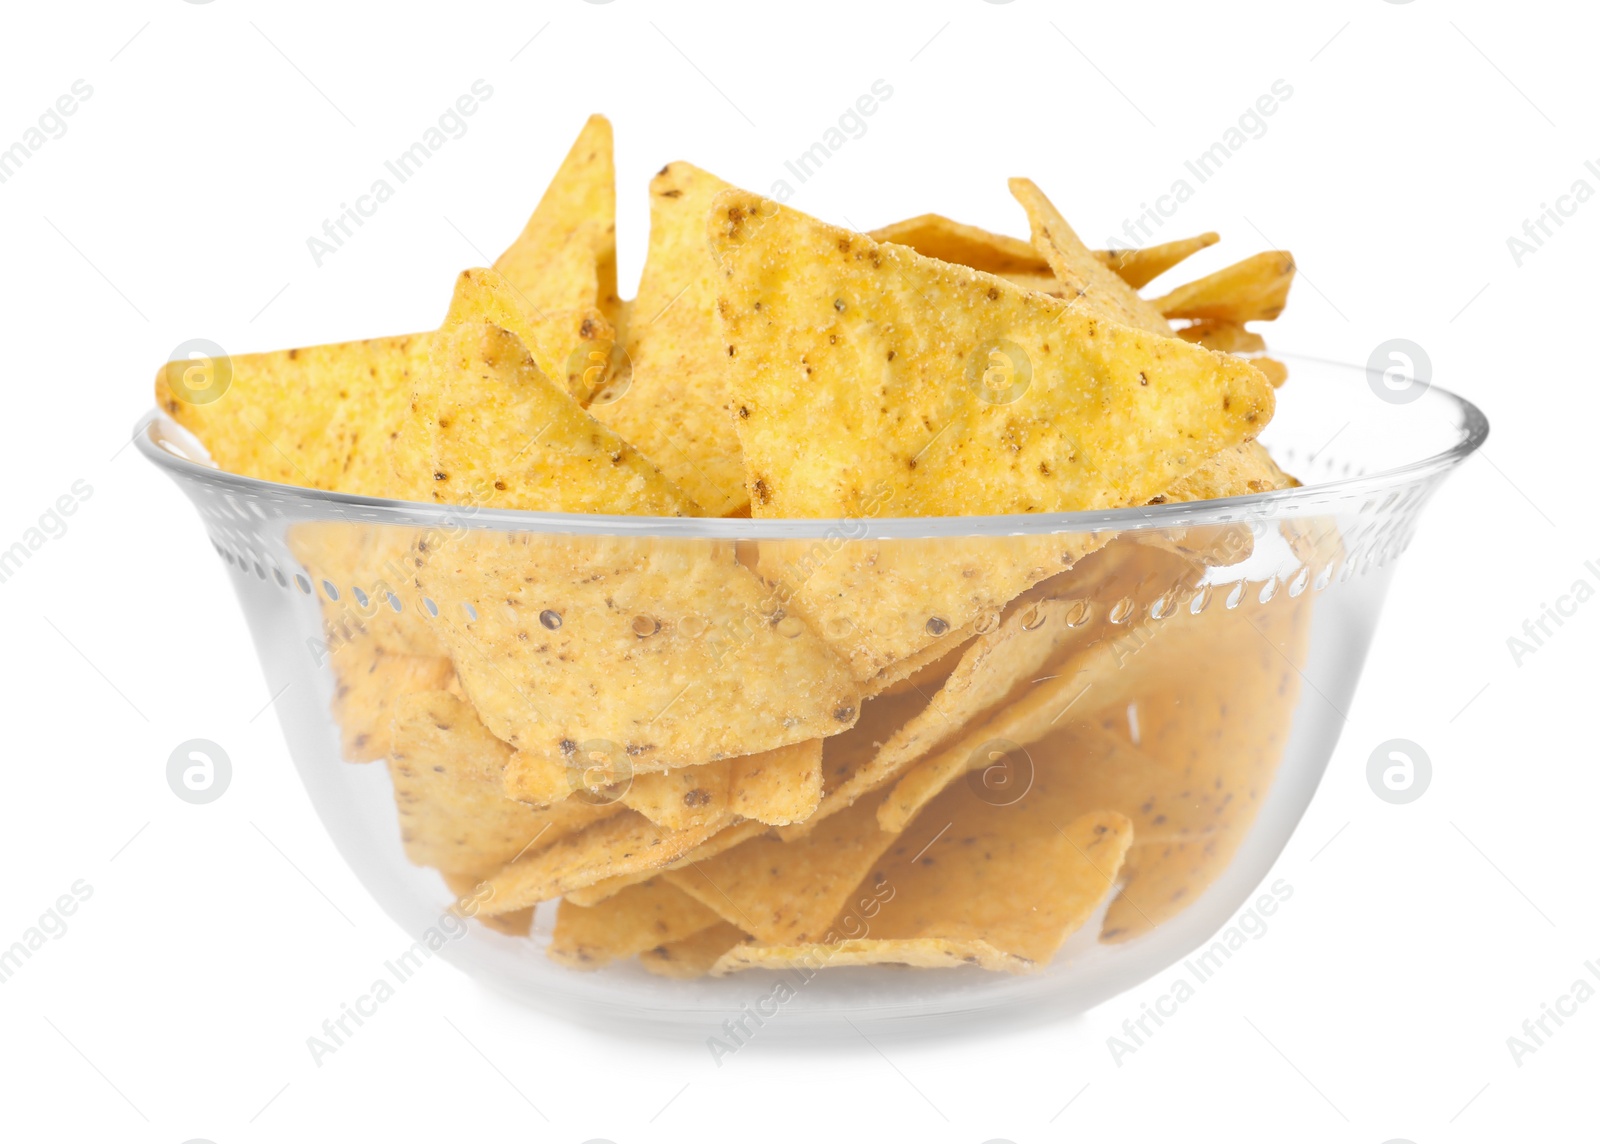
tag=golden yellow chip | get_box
[562,819,770,907]
[155,333,431,497]
[867,213,1051,276]
[1153,251,1296,323]
[413,531,859,789]
[1008,178,1173,335]
[1156,441,1298,503]
[441,267,612,399]
[479,807,734,915]
[548,878,722,969]
[712,189,1272,519]
[443,872,534,937]
[620,759,733,831]
[664,798,897,944]
[288,523,444,659]
[590,162,749,516]
[388,691,619,874]
[714,799,1132,975]
[396,321,699,514]
[493,114,619,323]
[1095,232,1220,290]
[640,920,748,978]
[1176,319,1265,355]
[331,636,455,762]
[862,617,977,699]
[1253,357,1289,387]
[729,739,823,826]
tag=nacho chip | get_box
[621,759,733,831]
[1253,357,1289,388]
[664,798,897,944]
[441,267,612,398]
[493,114,619,322]
[1156,441,1298,503]
[1008,178,1173,335]
[396,321,699,514]
[155,333,431,497]
[1095,232,1220,290]
[1099,591,1311,940]
[479,807,733,915]
[713,189,1271,519]
[591,163,748,516]
[1153,251,1296,323]
[562,818,771,907]
[868,213,1051,276]
[332,636,455,762]
[442,872,534,937]
[388,691,619,874]
[640,920,748,978]
[548,878,722,969]
[729,739,823,826]
[861,616,978,698]
[414,531,859,789]
[289,522,444,658]
[877,632,969,697]
[1176,319,1265,356]
[715,800,1132,975]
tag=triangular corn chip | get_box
[715,800,1132,975]
[1154,251,1296,323]
[562,818,771,907]
[288,522,444,658]
[548,878,722,969]
[1177,319,1265,355]
[395,321,698,514]
[640,920,748,978]
[664,798,897,944]
[591,162,749,516]
[1008,178,1173,335]
[155,333,431,497]
[479,806,734,915]
[441,267,613,400]
[493,114,619,322]
[868,213,1051,276]
[442,872,534,937]
[729,738,823,826]
[620,759,732,831]
[412,531,860,786]
[388,691,619,876]
[712,188,1272,518]
[332,635,455,762]
[1095,232,1220,290]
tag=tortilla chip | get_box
[1157,442,1298,503]
[754,534,1101,683]
[1153,252,1296,323]
[640,920,748,978]
[396,321,699,515]
[621,758,733,831]
[413,531,859,790]
[388,691,619,873]
[729,739,823,826]
[1008,178,1173,335]
[154,333,431,497]
[868,213,1051,276]
[562,818,771,907]
[331,636,455,762]
[713,189,1270,519]
[289,522,444,658]
[1099,590,1311,940]
[664,798,897,944]
[716,800,1132,975]
[548,878,722,969]
[478,807,733,915]
[442,872,534,937]
[590,162,748,516]
[1176,319,1265,355]
[775,686,937,841]
[1253,357,1288,388]
[862,617,977,698]
[493,114,619,323]
[441,267,613,399]
[877,632,969,697]
[1095,232,1220,290]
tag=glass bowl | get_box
[137,353,1486,1034]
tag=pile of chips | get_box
[157,115,1315,977]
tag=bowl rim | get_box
[136,355,1488,539]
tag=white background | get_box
[1,1,1595,1140]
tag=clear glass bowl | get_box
[137,354,1486,1033]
